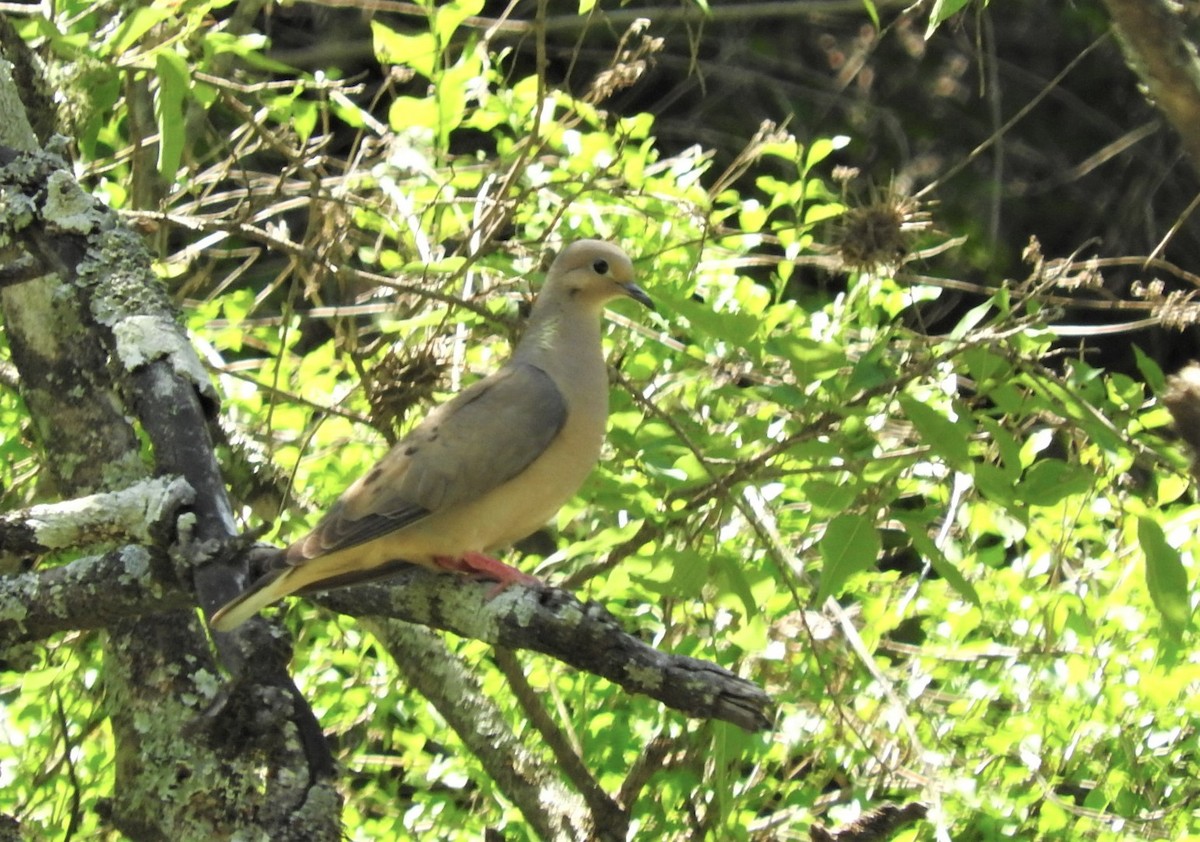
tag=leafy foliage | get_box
[1,1,1198,840]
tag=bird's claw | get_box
[433,551,541,598]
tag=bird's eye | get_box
[591,259,609,275]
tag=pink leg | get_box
[433,551,541,596]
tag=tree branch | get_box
[0,476,193,567]
[5,544,775,732]
[1101,0,1200,174]
[361,618,597,842]
[0,546,191,650]
[0,136,339,832]
[318,569,776,732]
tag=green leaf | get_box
[847,344,893,392]
[803,135,849,172]
[1132,344,1166,395]
[963,346,1012,391]
[861,0,880,29]
[766,334,847,383]
[203,32,292,72]
[978,416,1022,480]
[290,98,319,144]
[898,393,971,467]
[671,296,762,347]
[109,5,171,56]
[21,668,60,692]
[801,477,859,518]
[371,21,437,78]
[708,554,760,621]
[436,57,475,140]
[949,294,994,340]
[1138,517,1192,639]
[973,461,1014,506]
[388,95,439,132]
[1018,459,1094,507]
[154,51,189,181]
[817,513,881,602]
[434,0,484,47]
[739,199,768,234]
[926,0,974,38]
[903,524,982,607]
[665,549,711,599]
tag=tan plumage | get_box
[210,240,652,631]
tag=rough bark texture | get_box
[1102,0,1200,174]
[0,545,775,732]
[0,55,340,838]
[0,476,193,566]
[323,572,774,732]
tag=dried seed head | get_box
[367,350,443,439]
[833,184,930,273]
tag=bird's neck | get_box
[514,297,607,393]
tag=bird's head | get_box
[542,240,654,312]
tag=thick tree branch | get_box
[0,131,339,833]
[1101,0,1200,174]
[5,543,776,731]
[0,546,191,648]
[0,476,193,567]
[319,569,776,732]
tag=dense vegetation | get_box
[1,1,1198,839]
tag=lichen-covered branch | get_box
[0,118,339,835]
[0,476,193,569]
[0,546,190,647]
[4,540,777,732]
[1101,0,1200,174]
[319,569,776,732]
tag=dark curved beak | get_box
[622,282,655,312]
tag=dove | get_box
[210,240,652,631]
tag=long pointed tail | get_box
[209,566,293,631]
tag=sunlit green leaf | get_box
[371,21,437,77]
[1138,516,1192,639]
[154,50,189,181]
[671,296,762,347]
[949,295,995,340]
[898,393,971,467]
[926,0,974,38]
[110,5,172,56]
[434,0,484,46]
[1133,344,1166,395]
[817,513,881,602]
[389,95,439,132]
[861,0,880,29]
[902,522,982,607]
[1019,459,1094,507]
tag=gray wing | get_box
[291,362,567,560]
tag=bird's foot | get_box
[433,551,540,597]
